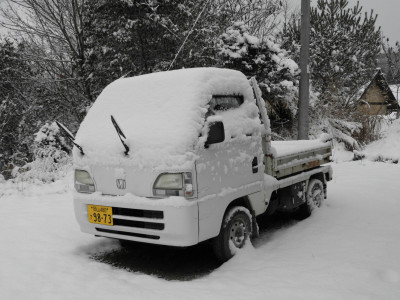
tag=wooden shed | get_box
[357,70,399,115]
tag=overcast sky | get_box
[346,0,399,42]
[290,0,400,43]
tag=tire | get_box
[295,179,324,220]
[212,206,252,262]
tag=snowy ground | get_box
[1,159,399,300]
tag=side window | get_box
[207,95,244,116]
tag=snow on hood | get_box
[74,68,254,170]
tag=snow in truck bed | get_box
[74,68,254,169]
[271,139,331,158]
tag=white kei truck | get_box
[62,68,332,262]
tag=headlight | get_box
[154,173,183,190]
[75,170,95,193]
[153,173,194,198]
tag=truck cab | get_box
[72,68,332,262]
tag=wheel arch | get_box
[309,172,327,197]
[198,191,260,243]
[309,172,325,183]
[221,196,258,238]
[225,196,253,214]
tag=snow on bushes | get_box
[355,118,400,163]
[219,22,299,137]
[219,22,261,61]
[12,122,72,183]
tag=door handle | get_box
[252,157,258,173]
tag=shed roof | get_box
[358,69,397,105]
[389,85,400,103]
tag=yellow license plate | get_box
[88,205,113,226]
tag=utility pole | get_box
[298,0,311,140]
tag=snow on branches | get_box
[282,0,381,146]
[219,21,300,137]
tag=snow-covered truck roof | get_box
[74,68,254,169]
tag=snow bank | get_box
[360,118,400,162]
[331,141,354,162]
[0,170,73,197]
[332,118,400,163]
[74,68,254,169]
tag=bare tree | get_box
[0,0,92,117]
[211,0,286,39]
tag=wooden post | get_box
[298,0,311,140]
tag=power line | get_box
[168,0,212,70]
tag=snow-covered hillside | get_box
[1,159,399,300]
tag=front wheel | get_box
[212,206,252,262]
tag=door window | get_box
[208,95,243,115]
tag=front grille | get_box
[113,219,164,230]
[112,207,163,219]
[109,206,165,232]
[96,228,160,240]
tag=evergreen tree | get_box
[284,0,380,104]
[219,22,300,137]
[82,0,222,99]
[82,0,287,99]
[382,39,400,85]
[282,0,381,147]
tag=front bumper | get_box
[74,192,199,247]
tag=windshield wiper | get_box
[55,121,84,155]
[111,115,130,155]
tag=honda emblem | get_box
[116,179,126,189]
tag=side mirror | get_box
[205,121,225,148]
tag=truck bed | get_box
[269,140,332,178]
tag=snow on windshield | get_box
[74,68,254,169]
[213,101,262,141]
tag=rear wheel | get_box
[295,179,324,220]
[212,207,252,262]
